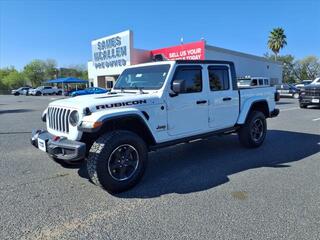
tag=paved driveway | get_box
[0,95,319,240]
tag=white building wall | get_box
[205,45,283,84]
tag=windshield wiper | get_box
[131,83,146,94]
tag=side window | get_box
[251,79,258,86]
[264,79,269,85]
[173,67,202,93]
[259,79,264,85]
[208,66,230,91]
[44,87,51,89]
[106,81,114,89]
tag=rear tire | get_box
[87,130,148,193]
[36,91,41,96]
[238,111,267,148]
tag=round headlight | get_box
[69,110,79,126]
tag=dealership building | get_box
[88,30,282,89]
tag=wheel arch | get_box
[237,99,270,124]
[82,112,156,149]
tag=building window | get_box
[107,80,114,89]
[208,66,230,91]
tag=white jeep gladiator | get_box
[31,60,279,193]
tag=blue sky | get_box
[0,0,319,69]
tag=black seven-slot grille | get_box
[47,107,71,133]
[305,89,320,97]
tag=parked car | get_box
[237,77,270,88]
[295,80,313,89]
[29,86,62,96]
[299,84,320,108]
[275,84,300,98]
[11,87,31,96]
[63,88,84,96]
[31,60,279,193]
[71,87,108,97]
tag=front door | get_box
[166,65,208,136]
[207,65,239,130]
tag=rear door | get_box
[166,65,208,136]
[207,65,239,130]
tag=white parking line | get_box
[281,107,300,111]
[312,117,320,121]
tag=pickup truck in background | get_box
[29,86,62,96]
[31,60,279,193]
[299,84,320,108]
[237,77,270,88]
[275,84,300,99]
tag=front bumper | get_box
[30,129,86,161]
[299,96,320,105]
[270,108,280,118]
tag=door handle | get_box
[223,97,232,101]
[196,100,207,104]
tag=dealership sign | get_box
[91,30,132,70]
[151,41,205,60]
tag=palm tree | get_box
[268,28,287,61]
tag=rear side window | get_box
[208,66,230,91]
[259,79,264,85]
[173,67,202,93]
[44,87,52,89]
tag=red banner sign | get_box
[151,41,205,60]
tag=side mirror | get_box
[171,79,186,95]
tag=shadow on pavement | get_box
[276,101,295,105]
[0,109,35,114]
[77,130,320,198]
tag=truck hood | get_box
[48,92,162,112]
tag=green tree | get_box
[268,28,287,61]
[294,56,320,81]
[265,53,296,83]
[2,71,27,89]
[0,66,18,89]
[44,59,58,80]
[23,60,46,86]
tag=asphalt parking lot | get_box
[0,95,319,240]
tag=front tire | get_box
[238,111,267,148]
[299,103,307,108]
[87,130,148,193]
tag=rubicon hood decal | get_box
[96,99,147,110]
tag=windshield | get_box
[114,64,170,90]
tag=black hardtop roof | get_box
[175,60,235,66]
